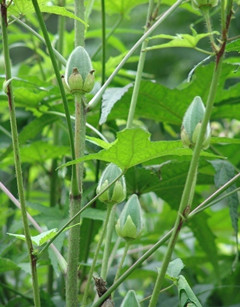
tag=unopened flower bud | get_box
[120,290,140,307]
[65,46,95,95]
[116,194,143,240]
[96,163,126,205]
[181,96,211,150]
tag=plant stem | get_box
[87,0,184,110]
[65,1,86,303]
[74,0,85,47]
[66,95,86,307]
[74,95,86,190]
[101,0,106,85]
[201,8,218,52]
[1,3,40,306]
[148,14,232,307]
[82,204,113,306]
[112,241,130,297]
[91,171,240,307]
[57,0,66,68]
[126,0,155,128]
[100,204,117,280]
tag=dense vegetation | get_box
[0,0,240,306]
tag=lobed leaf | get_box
[59,128,221,170]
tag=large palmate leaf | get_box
[59,128,220,170]
[99,63,240,124]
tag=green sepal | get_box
[115,194,143,240]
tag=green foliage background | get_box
[0,0,240,306]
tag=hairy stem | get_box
[66,95,86,307]
[1,2,40,306]
[82,204,113,306]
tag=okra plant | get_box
[0,0,240,307]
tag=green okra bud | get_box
[120,290,140,307]
[96,163,126,205]
[64,46,95,95]
[181,96,211,150]
[115,194,143,240]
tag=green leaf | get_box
[226,39,240,53]
[177,275,202,307]
[86,136,111,149]
[100,83,133,125]
[211,137,240,145]
[100,63,238,124]
[210,160,239,237]
[9,0,87,26]
[81,208,106,221]
[0,257,20,273]
[59,128,220,170]
[189,213,219,278]
[0,114,58,161]
[7,229,58,246]
[166,258,184,280]
[146,32,218,50]
[94,0,147,16]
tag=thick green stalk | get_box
[82,205,113,306]
[100,205,117,279]
[148,17,232,307]
[66,95,86,307]
[126,0,155,128]
[1,2,40,306]
[66,0,86,304]
[74,0,85,47]
[87,0,184,110]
